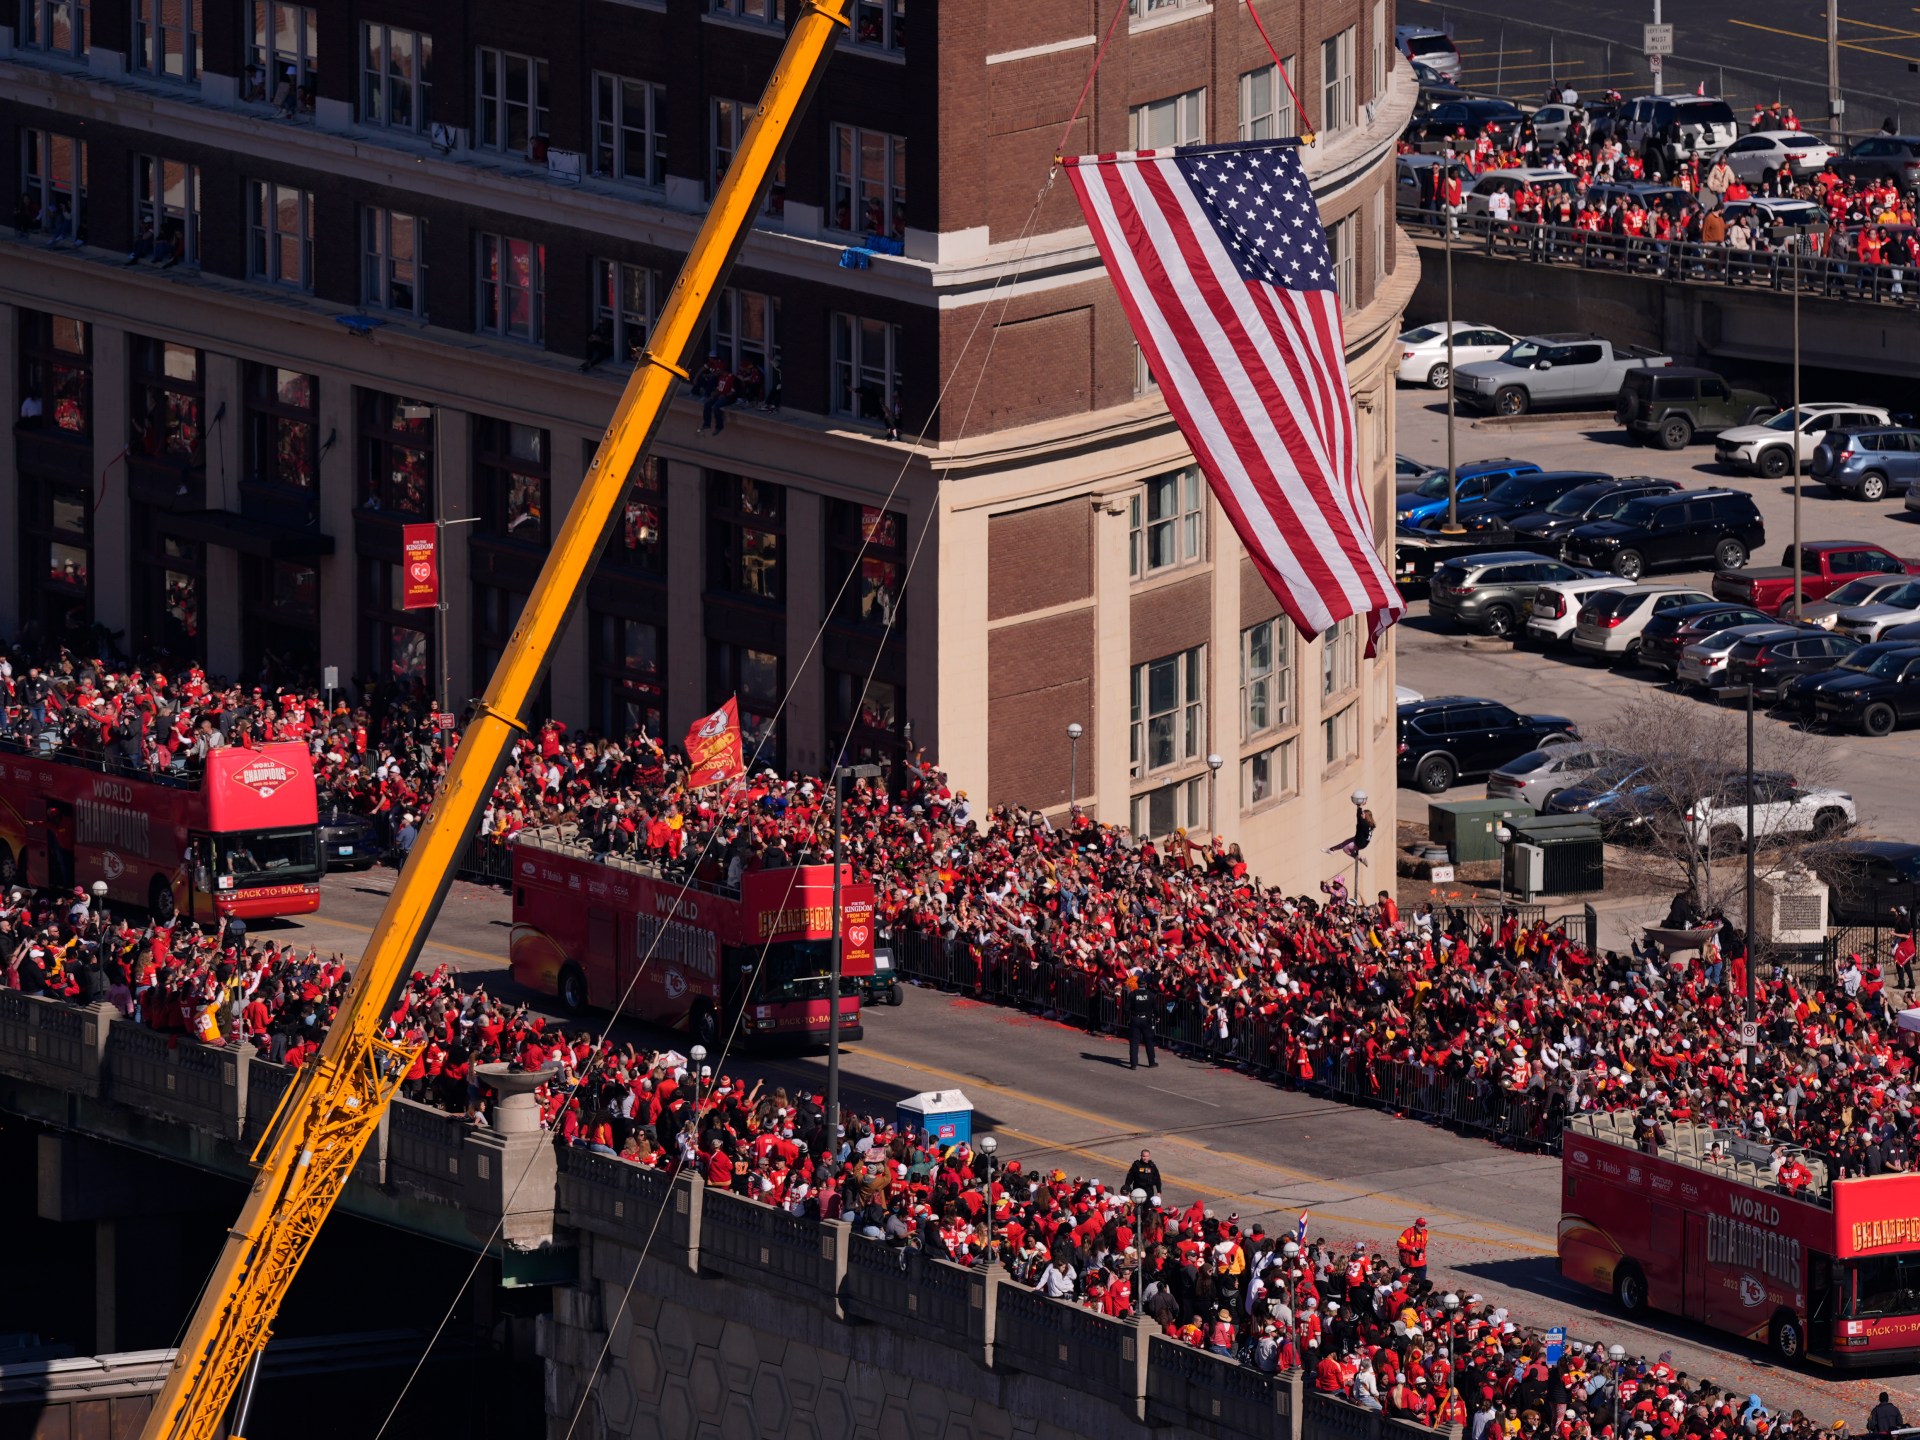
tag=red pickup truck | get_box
[1712,541,1920,615]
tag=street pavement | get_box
[266,866,1920,1426]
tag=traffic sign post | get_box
[1643,23,1674,55]
[1740,1020,1759,1049]
[1648,53,1663,78]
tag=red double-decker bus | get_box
[508,827,872,1048]
[1561,1112,1920,1366]
[0,739,321,924]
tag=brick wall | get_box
[988,609,1094,807]
[1130,572,1211,665]
[988,500,1094,620]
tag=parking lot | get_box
[1392,384,1920,839]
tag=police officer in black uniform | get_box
[1127,984,1158,1070]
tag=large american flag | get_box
[1065,140,1403,648]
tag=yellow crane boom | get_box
[140,5,852,1436]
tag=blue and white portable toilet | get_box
[897,1089,974,1147]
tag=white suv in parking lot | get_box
[1715,405,1895,478]
[1683,774,1855,854]
[1570,585,1714,663]
[1524,577,1631,647]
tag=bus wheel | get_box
[1613,1261,1647,1316]
[1769,1311,1804,1363]
[692,1002,721,1052]
[148,877,176,923]
[558,966,589,1015]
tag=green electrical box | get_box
[1428,799,1533,864]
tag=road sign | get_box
[1648,53,1663,76]
[1741,1020,1759,1048]
[1644,23,1674,55]
[1546,1327,1566,1364]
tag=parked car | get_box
[1464,167,1581,217]
[1412,471,1613,537]
[1714,130,1838,184]
[1833,582,1920,643]
[1615,367,1775,451]
[1397,322,1515,390]
[1720,198,1826,243]
[1621,95,1740,171]
[1583,181,1696,219]
[1635,602,1773,678]
[1810,427,1920,501]
[1714,404,1897,478]
[1810,644,1920,734]
[1529,103,1581,147]
[1827,134,1920,189]
[1723,629,1861,700]
[1395,459,1542,526]
[1682,772,1855,854]
[1453,334,1671,417]
[1396,452,1444,494]
[1487,745,1624,811]
[1427,553,1606,637]
[1396,24,1463,82]
[1712,540,1920,615]
[1404,100,1527,153]
[1808,839,1920,928]
[1675,623,1803,693]
[1395,684,1425,705]
[1796,576,1920,629]
[1396,696,1580,794]
[1569,584,1715,663]
[1507,478,1683,554]
[1564,489,1765,581]
[1522,576,1632,647]
[1544,771,1673,843]
[319,807,388,871]
[1777,640,1919,720]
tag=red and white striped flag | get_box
[1065,141,1404,649]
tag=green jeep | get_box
[1616,367,1775,451]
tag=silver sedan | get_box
[1487,745,1622,812]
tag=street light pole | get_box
[1733,684,1758,1070]
[1131,1187,1148,1315]
[1067,721,1083,815]
[1791,246,1802,619]
[1827,0,1843,147]
[981,1135,998,1265]
[1496,823,1512,906]
[1442,226,1461,535]
[690,1043,708,1108]
[1651,0,1664,97]
[1206,753,1223,835]
[826,761,883,1151]
[1349,789,1369,898]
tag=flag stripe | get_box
[1065,144,1404,648]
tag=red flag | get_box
[684,698,745,789]
[401,524,439,610]
[1064,141,1403,649]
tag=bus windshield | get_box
[217,827,320,884]
[1842,1254,1920,1319]
[757,939,837,1000]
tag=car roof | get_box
[1639,365,1730,379]
[1478,167,1577,180]
[1747,129,1824,141]
[1397,25,1449,38]
[1826,839,1920,860]
[1398,695,1499,715]
[1448,550,1554,567]
[1805,538,1893,552]
[1668,600,1758,618]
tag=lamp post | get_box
[980,1134,999,1265]
[1131,1187,1149,1314]
[1441,225,1461,535]
[1206,753,1223,835]
[690,1043,708,1108]
[90,879,108,928]
[1350,789,1369,896]
[827,761,884,1151]
[1724,684,1760,1072]
[1791,242,1803,620]
[1609,1345,1627,1435]
[1066,722,1083,815]
[395,402,478,713]
[1496,823,1513,905]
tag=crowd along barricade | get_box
[101,1020,249,1141]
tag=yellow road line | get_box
[1727,17,1919,63]
[1830,12,1920,38]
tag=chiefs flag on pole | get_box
[401,524,439,610]
[685,698,746,789]
[1064,140,1403,649]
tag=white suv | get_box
[1714,405,1895,479]
[1524,577,1631,647]
[1570,585,1713,663]
[1683,774,1854,855]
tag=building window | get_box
[19,0,88,56]
[592,613,665,737]
[474,419,549,543]
[1323,700,1358,767]
[712,98,785,214]
[831,314,902,424]
[131,337,202,462]
[132,0,198,80]
[709,0,783,22]
[246,2,316,112]
[134,529,204,662]
[1128,90,1205,149]
[1370,0,1386,98]
[1128,467,1204,578]
[244,364,317,491]
[1131,647,1204,778]
[1239,60,1296,140]
[828,671,902,765]
[22,129,85,243]
[827,501,904,628]
[709,640,783,768]
[473,584,540,716]
[1321,617,1358,698]
[594,74,667,186]
[18,310,90,439]
[850,0,904,52]
[601,448,666,576]
[476,234,545,343]
[476,47,550,157]
[361,24,433,131]
[711,287,780,371]
[1322,27,1355,134]
[132,155,197,267]
[359,391,434,516]
[1128,0,1201,16]
[1130,778,1205,841]
[591,259,654,366]
[363,208,426,317]
[1241,738,1295,809]
[830,124,907,238]
[707,472,784,601]
[1133,343,1157,396]
[1240,617,1292,739]
[359,558,432,691]
[241,557,319,678]
[248,181,314,291]
[1328,215,1356,310]
[20,475,94,640]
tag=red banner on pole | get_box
[401,524,439,610]
[684,698,746,789]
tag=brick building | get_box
[0,0,1414,888]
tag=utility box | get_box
[897,1089,973,1147]
[1428,799,1532,864]
[1504,813,1605,896]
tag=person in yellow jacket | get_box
[1397,1216,1429,1282]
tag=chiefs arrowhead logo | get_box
[101,852,124,880]
[663,969,687,999]
[695,708,729,740]
[1738,1275,1767,1308]
[236,758,292,799]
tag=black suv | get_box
[1508,477,1681,552]
[1829,135,1920,188]
[1616,368,1774,451]
[1396,697,1580,794]
[1809,839,1920,927]
[1404,101,1527,151]
[1420,470,1613,537]
[1563,489,1765,581]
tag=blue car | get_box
[1396,458,1543,529]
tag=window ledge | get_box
[1243,789,1299,818]
[700,12,789,39]
[839,40,907,64]
[1128,3,1212,35]
[1130,558,1210,593]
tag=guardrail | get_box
[1398,206,1919,309]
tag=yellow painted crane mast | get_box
[139,5,853,1437]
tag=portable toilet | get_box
[897,1089,974,1147]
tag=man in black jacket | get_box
[1124,1148,1164,1199]
[1868,1394,1906,1434]
[1127,984,1158,1069]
